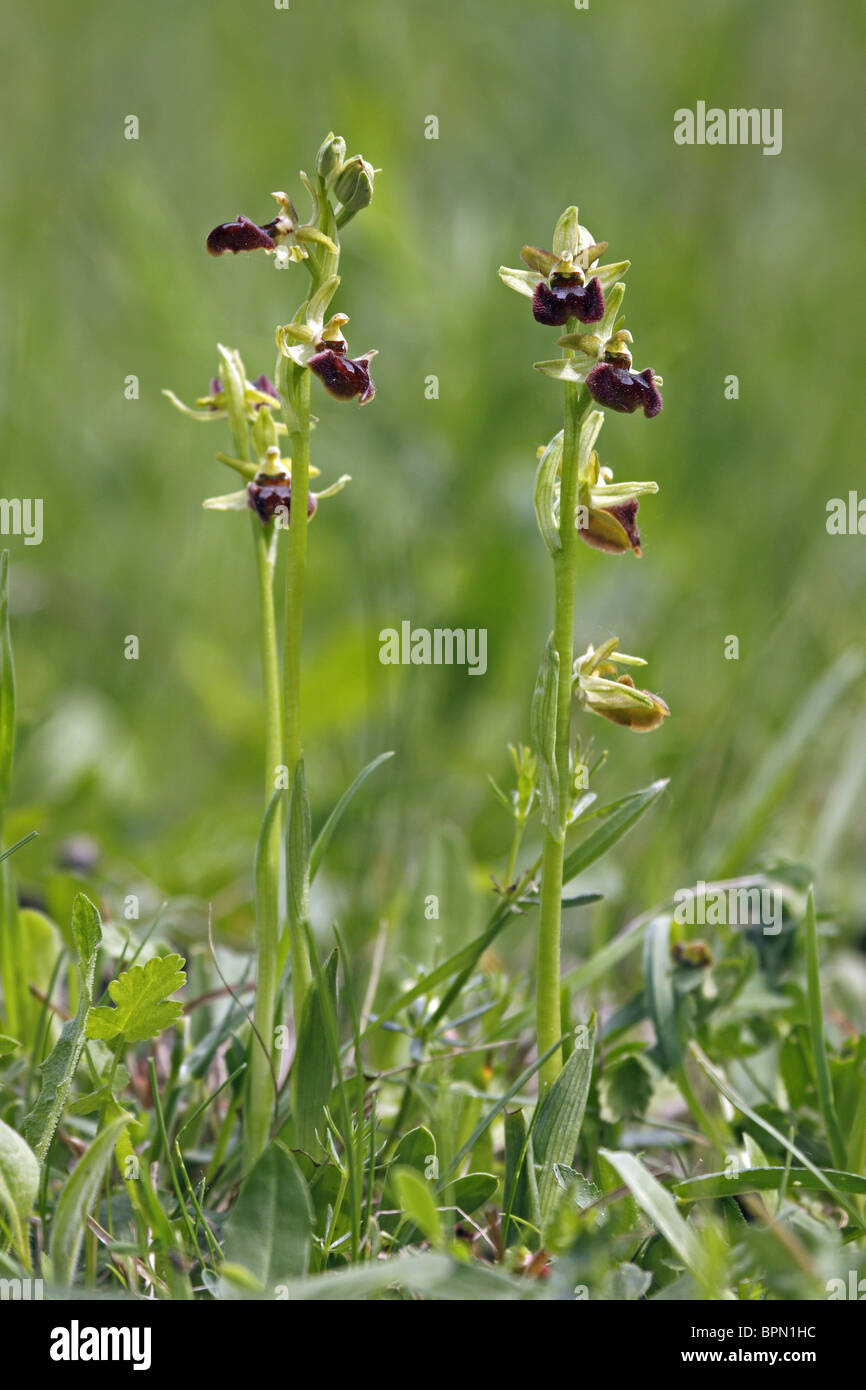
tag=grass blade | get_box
[600,1147,716,1297]
[310,750,394,882]
[643,916,682,1071]
[803,886,846,1169]
[689,1041,858,1223]
[674,1166,866,1202]
[50,1113,129,1285]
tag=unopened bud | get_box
[333,156,376,215]
[316,132,347,186]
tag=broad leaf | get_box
[221,1143,313,1294]
[533,1015,596,1223]
[392,1166,443,1248]
[0,1117,39,1265]
[87,953,185,1044]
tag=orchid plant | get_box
[500,207,668,1095]
[165,133,378,1166]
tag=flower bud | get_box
[206,215,277,256]
[333,156,376,215]
[316,132,347,186]
[247,473,317,525]
[585,363,663,418]
[672,939,713,968]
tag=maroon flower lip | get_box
[579,498,643,556]
[247,475,317,524]
[585,362,663,418]
[532,275,605,327]
[206,215,277,256]
[309,346,375,404]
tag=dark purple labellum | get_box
[579,499,642,556]
[247,476,317,524]
[532,275,605,326]
[585,363,663,418]
[309,348,375,404]
[208,377,223,410]
[206,215,276,257]
[607,499,642,553]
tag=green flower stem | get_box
[223,388,284,1167]
[282,366,314,1021]
[246,517,282,1166]
[536,337,589,1097]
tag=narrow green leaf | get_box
[643,916,682,1071]
[392,1166,444,1247]
[674,1166,866,1202]
[804,887,846,1169]
[599,1148,715,1296]
[533,1015,596,1223]
[51,1113,130,1285]
[221,1143,313,1294]
[0,1117,39,1265]
[22,893,103,1162]
[561,778,668,884]
[294,950,338,1156]
[503,1109,539,1247]
[310,751,394,883]
[0,831,37,865]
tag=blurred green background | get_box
[1,0,864,980]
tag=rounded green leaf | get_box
[0,1117,39,1264]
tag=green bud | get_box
[316,131,346,186]
[333,155,376,215]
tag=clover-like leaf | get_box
[86,954,186,1045]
